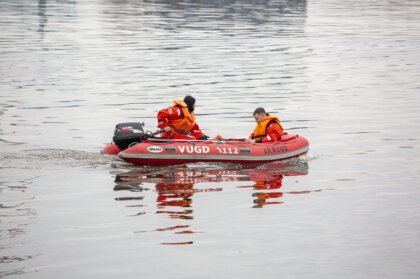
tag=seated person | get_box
[247,107,284,143]
[157,95,208,140]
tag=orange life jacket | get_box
[253,115,282,139]
[168,100,196,133]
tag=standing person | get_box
[157,95,208,140]
[247,107,284,143]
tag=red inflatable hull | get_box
[111,134,309,166]
[102,143,121,155]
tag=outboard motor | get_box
[112,122,147,150]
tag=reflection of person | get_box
[151,182,195,241]
[252,175,284,189]
[247,107,284,143]
[157,95,208,140]
[155,183,194,208]
[251,173,284,208]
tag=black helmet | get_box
[184,95,196,112]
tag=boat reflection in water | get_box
[113,159,315,244]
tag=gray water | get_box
[1,0,420,278]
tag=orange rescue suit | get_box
[250,115,284,143]
[157,100,204,140]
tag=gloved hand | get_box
[208,135,224,141]
[198,135,210,140]
[214,135,223,141]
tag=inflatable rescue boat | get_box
[104,136,309,166]
[103,122,309,166]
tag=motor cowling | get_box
[112,122,146,150]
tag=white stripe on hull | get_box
[119,146,309,162]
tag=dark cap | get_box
[184,95,196,112]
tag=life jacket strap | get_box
[170,126,189,135]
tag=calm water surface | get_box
[1,0,420,278]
